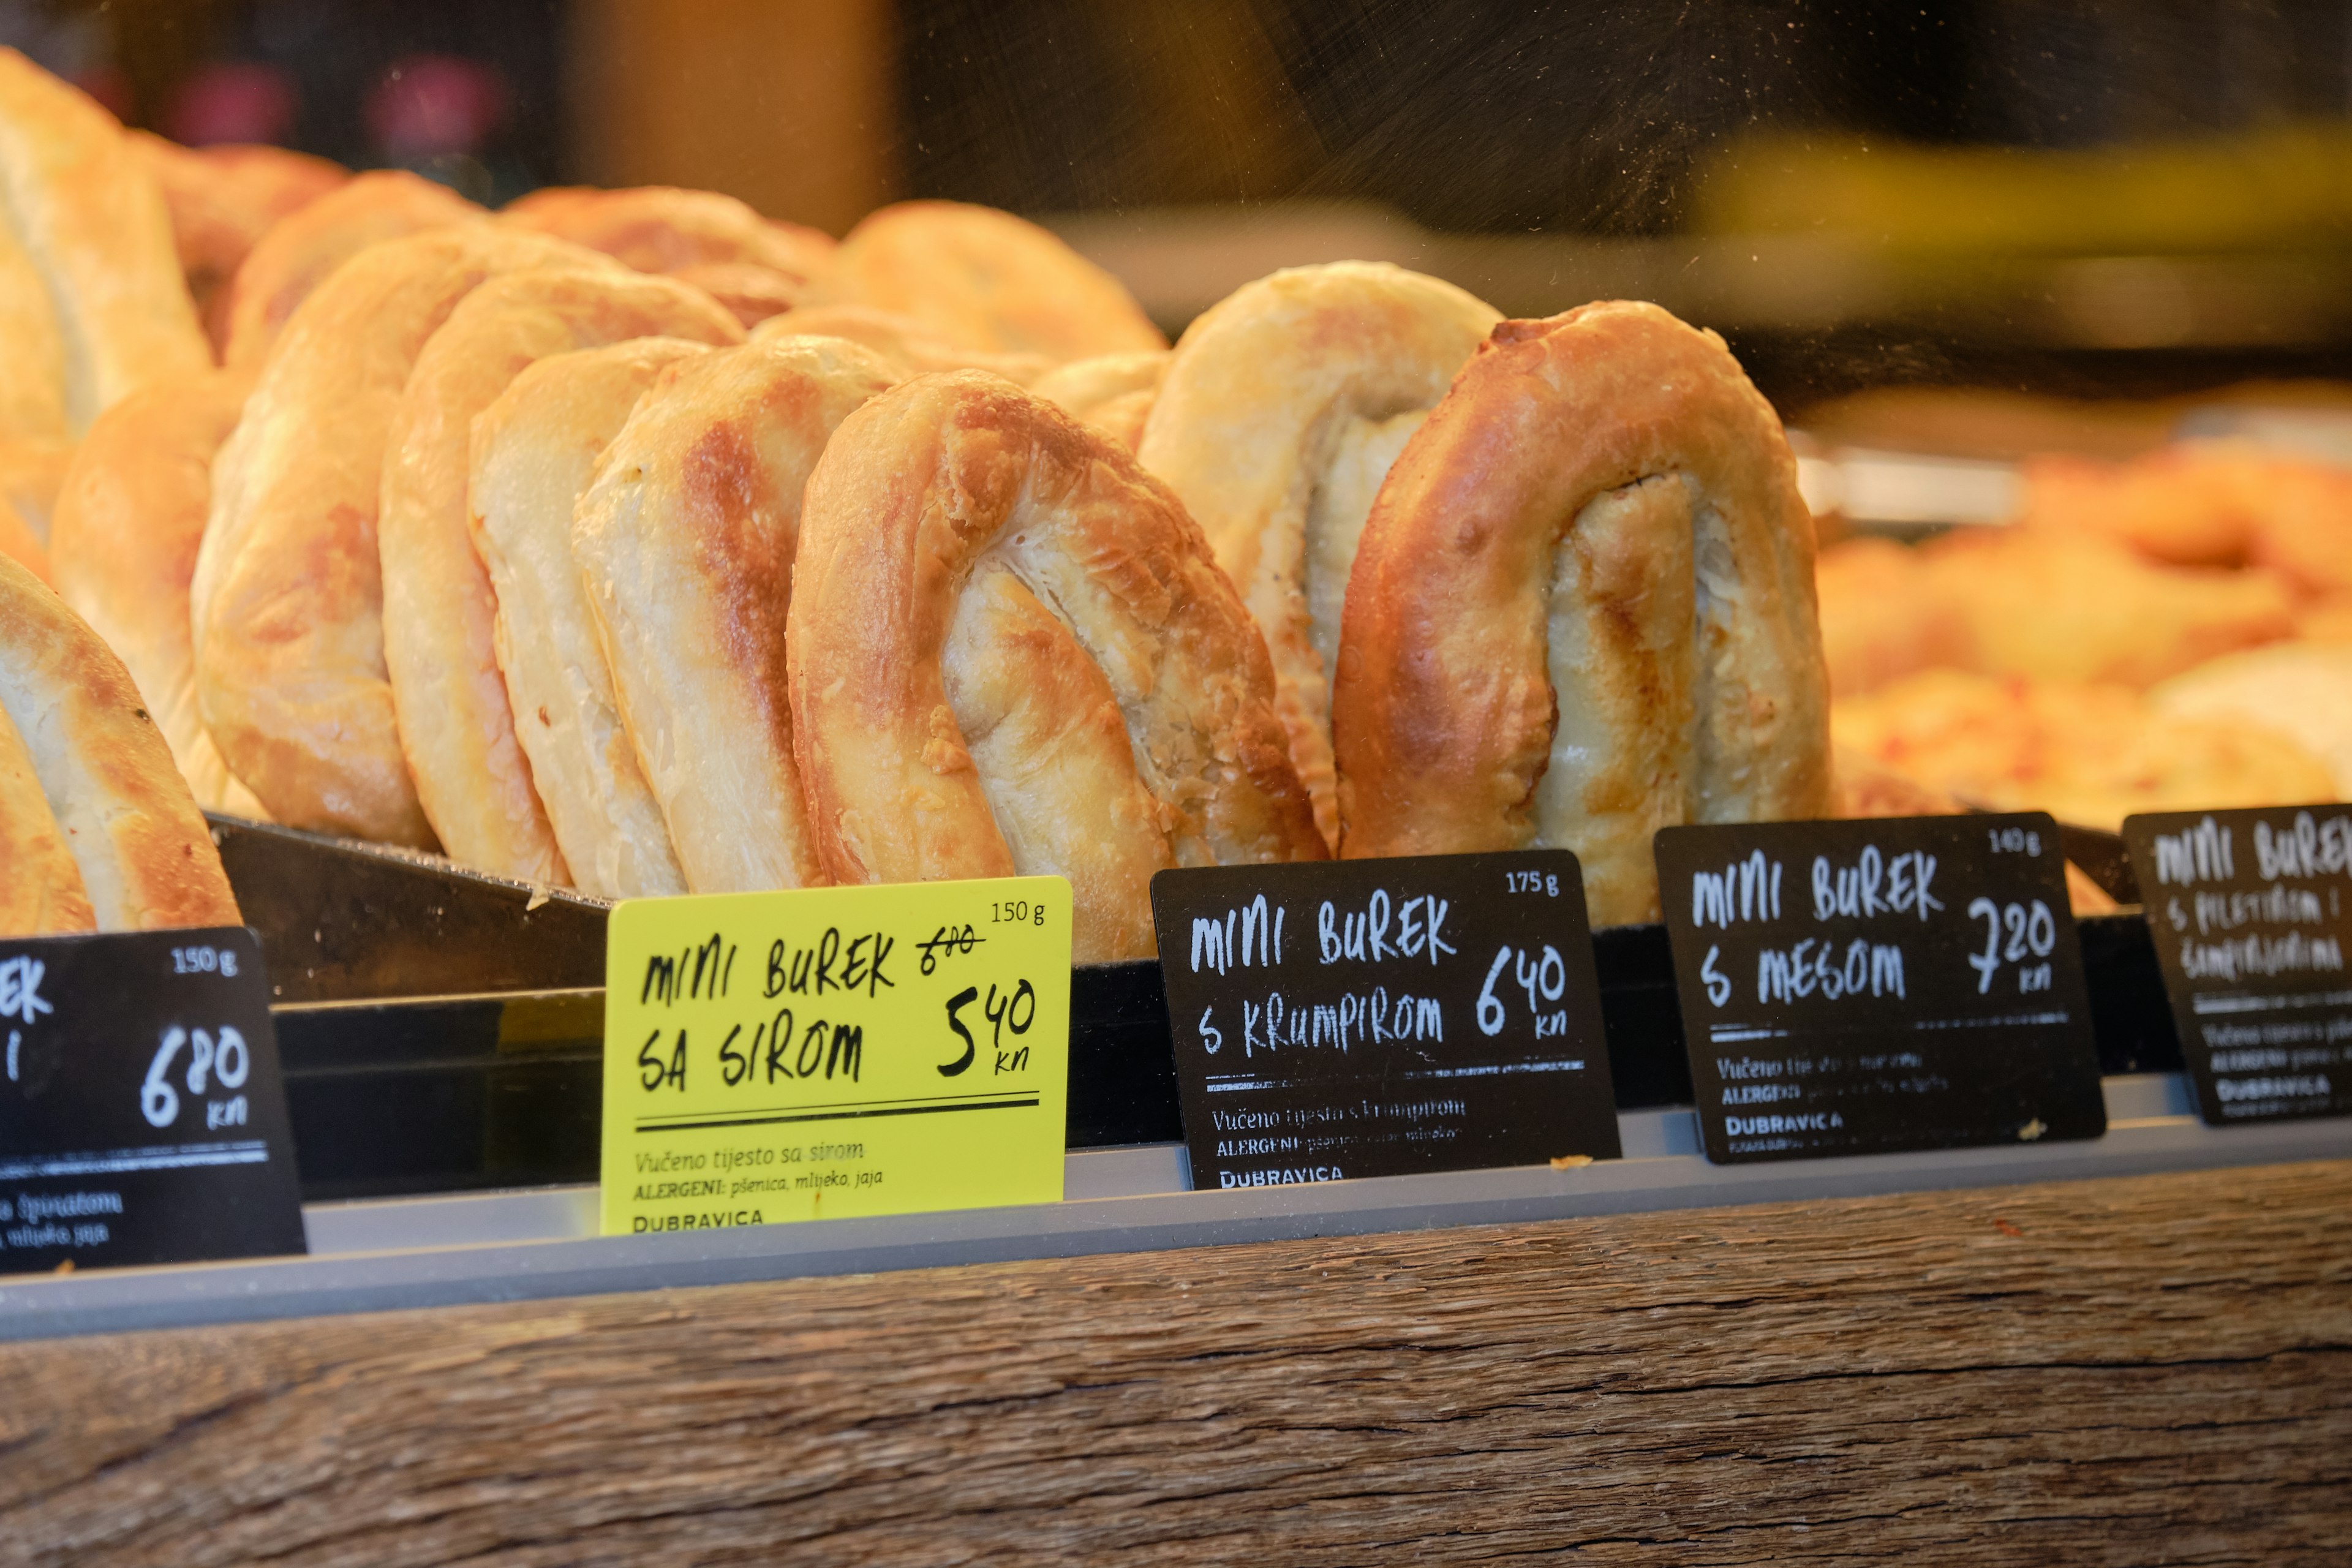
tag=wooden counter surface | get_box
[5,1157,2350,1564]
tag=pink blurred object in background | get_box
[366,53,507,159]
[164,60,298,146]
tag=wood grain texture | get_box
[4,1158,2351,1566]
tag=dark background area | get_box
[7,0,2350,406]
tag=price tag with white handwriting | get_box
[1150,850,1620,1190]
[2124,805,2352,1126]
[1656,814,2106,1163]
[0,927,305,1275]
[599,877,1071,1237]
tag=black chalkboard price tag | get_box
[1150,850,1621,1191]
[1654,814,2106,1163]
[0,927,305,1276]
[2122,805,2352,1127]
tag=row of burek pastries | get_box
[1818,442,2352,834]
[0,46,2086,960]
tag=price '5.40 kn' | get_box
[600,877,1072,1237]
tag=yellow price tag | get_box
[599,876,1071,1237]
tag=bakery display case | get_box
[3,3,2351,1562]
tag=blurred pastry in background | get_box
[2016,439,2352,589]
[1929,528,2294,688]
[1832,669,2334,831]
[753,303,1052,383]
[820,199,1167,360]
[2152,643,2352,799]
[1814,536,1967,697]
[129,132,347,353]
[502,184,835,326]
[1816,528,2296,695]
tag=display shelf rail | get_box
[6,1071,2346,1344]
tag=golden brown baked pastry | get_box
[752,303,1054,383]
[220,169,482,370]
[823,200,1164,360]
[2152,643,2352,797]
[49,368,266,816]
[380,266,741,882]
[0,437,77,543]
[1031,350,1167,450]
[0,493,47,585]
[1814,536,1970,697]
[129,132,346,352]
[1137,263,1500,845]
[0,685,92,936]
[502,184,834,323]
[1333,301,1831,927]
[0,551,239,929]
[790,371,1324,962]
[575,336,899,894]
[0,215,67,442]
[1833,669,2334,830]
[1926,527,2293,688]
[473,337,713,900]
[192,227,607,844]
[0,50,211,431]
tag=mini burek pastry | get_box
[752,304,1054,384]
[0,693,93,936]
[791,371,1325,962]
[49,368,268,816]
[0,218,67,443]
[0,551,239,930]
[502,184,835,323]
[0,437,78,543]
[380,267,742,881]
[1333,301,1832,927]
[220,169,483,370]
[1137,263,1500,845]
[1030,350,1167,451]
[824,200,1165,360]
[473,338,714,899]
[0,494,45,584]
[129,132,347,350]
[0,50,210,431]
[574,336,898,894]
[1833,669,2333,831]
[192,227,611,844]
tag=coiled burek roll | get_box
[192,227,604,845]
[472,337,715,900]
[0,551,239,933]
[1137,263,1499,848]
[48,367,267,818]
[790,371,1324,963]
[574,336,900,895]
[379,266,742,883]
[1332,301,1831,926]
